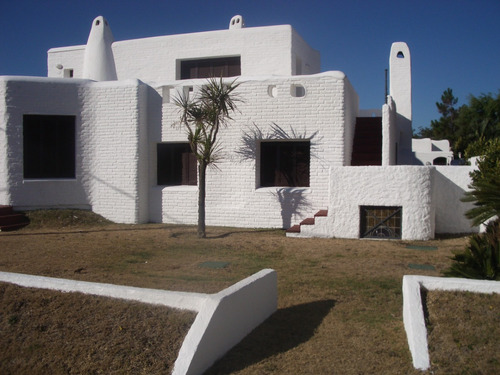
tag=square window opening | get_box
[157,143,197,186]
[23,114,76,179]
[260,141,310,187]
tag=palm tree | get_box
[174,77,241,238]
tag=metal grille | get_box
[360,206,402,239]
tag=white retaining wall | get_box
[402,275,500,370]
[0,269,277,375]
[329,166,435,240]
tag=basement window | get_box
[260,141,310,187]
[157,143,197,186]
[360,206,402,239]
[180,56,241,80]
[23,115,76,179]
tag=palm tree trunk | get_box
[197,161,207,238]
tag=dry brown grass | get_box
[0,209,497,374]
[425,291,500,375]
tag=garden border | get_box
[402,275,500,370]
[0,269,277,375]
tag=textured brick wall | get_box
[156,72,349,228]
[0,77,148,223]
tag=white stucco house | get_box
[0,15,477,240]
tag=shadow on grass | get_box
[205,299,336,374]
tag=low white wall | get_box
[402,275,500,370]
[0,269,277,375]
[329,166,434,240]
[173,269,277,375]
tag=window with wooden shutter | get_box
[23,114,76,179]
[157,143,197,186]
[180,56,241,80]
[260,141,310,187]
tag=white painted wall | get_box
[0,77,150,223]
[412,138,453,165]
[48,23,320,83]
[434,166,477,234]
[329,166,435,240]
[381,95,397,166]
[0,78,11,205]
[157,72,348,229]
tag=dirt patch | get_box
[0,283,195,375]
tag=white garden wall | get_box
[0,269,278,375]
[403,275,500,370]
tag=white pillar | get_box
[389,42,412,164]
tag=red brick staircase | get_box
[0,205,29,231]
[286,209,328,236]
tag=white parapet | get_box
[0,269,278,375]
[402,275,500,371]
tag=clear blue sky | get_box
[1,0,499,131]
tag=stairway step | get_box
[315,210,328,217]
[300,218,315,226]
[286,225,301,233]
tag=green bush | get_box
[444,221,500,280]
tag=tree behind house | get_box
[174,77,241,238]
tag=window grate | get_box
[360,206,402,239]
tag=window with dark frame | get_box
[360,206,402,239]
[23,114,76,179]
[260,141,310,187]
[157,143,197,186]
[180,56,241,80]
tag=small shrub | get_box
[444,221,500,280]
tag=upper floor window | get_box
[23,114,76,179]
[180,56,241,80]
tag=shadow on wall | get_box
[236,123,322,162]
[272,188,312,228]
[237,123,321,228]
[205,299,336,374]
[434,169,477,234]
